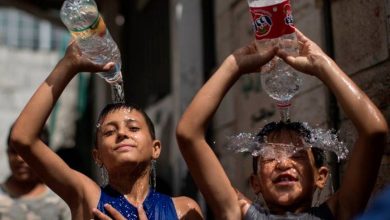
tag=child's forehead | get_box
[100,108,144,124]
[265,129,306,146]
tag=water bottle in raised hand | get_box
[60,0,122,84]
[247,0,302,121]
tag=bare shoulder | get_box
[172,196,204,220]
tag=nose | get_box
[117,126,129,140]
[275,157,293,170]
[11,154,26,164]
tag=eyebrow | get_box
[101,118,138,128]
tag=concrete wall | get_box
[0,46,60,181]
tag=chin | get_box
[14,174,34,182]
[272,190,302,206]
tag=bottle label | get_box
[249,0,295,40]
[70,15,107,39]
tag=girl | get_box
[10,42,203,220]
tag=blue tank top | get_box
[97,186,178,220]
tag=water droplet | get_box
[111,82,125,103]
[225,123,349,161]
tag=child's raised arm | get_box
[176,41,276,219]
[279,29,389,220]
[10,41,114,217]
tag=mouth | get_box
[273,173,298,186]
[14,166,31,174]
[114,143,136,152]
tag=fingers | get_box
[262,47,278,64]
[102,62,116,71]
[82,61,115,73]
[277,49,289,60]
[91,204,127,220]
[137,205,148,220]
[294,28,308,42]
[67,37,77,47]
[234,40,258,55]
[104,204,126,220]
[92,208,112,220]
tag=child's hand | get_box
[92,204,148,220]
[277,29,333,76]
[62,40,115,74]
[226,41,277,75]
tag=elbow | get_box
[175,122,192,148]
[175,120,202,150]
[369,119,388,140]
[10,126,34,151]
[362,119,389,150]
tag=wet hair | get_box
[7,124,50,150]
[94,103,156,148]
[252,121,326,174]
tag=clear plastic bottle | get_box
[247,0,302,121]
[60,0,122,84]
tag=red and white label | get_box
[249,0,295,40]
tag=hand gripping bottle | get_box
[60,0,122,84]
[247,0,302,122]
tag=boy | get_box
[176,30,388,219]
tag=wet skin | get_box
[251,129,327,214]
[94,108,160,175]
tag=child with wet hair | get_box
[10,41,203,219]
[176,29,388,220]
[247,121,332,219]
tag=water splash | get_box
[111,81,125,103]
[305,123,349,161]
[226,132,260,154]
[276,101,291,123]
[226,123,349,161]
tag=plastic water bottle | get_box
[247,0,302,121]
[60,0,122,84]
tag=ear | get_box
[151,140,161,159]
[250,173,262,195]
[92,148,102,166]
[315,166,329,189]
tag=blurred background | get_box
[0,0,388,218]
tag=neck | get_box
[267,200,312,215]
[5,176,46,198]
[108,163,151,206]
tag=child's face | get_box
[94,108,160,171]
[251,129,321,209]
[7,146,39,182]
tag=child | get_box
[10,41,203,219]
[176,29,388,219]
[1,125,71,219]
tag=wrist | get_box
[313,55,336,79]
[316,57,342,81]
[58,57,79,77]
[223,55,241,77]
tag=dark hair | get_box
[7,124,50,150]
[252,121,326,174]
[94,103,156,148]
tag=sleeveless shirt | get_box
[0,183,71,220]
[244,203,335,220]
[97,186,178,220]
